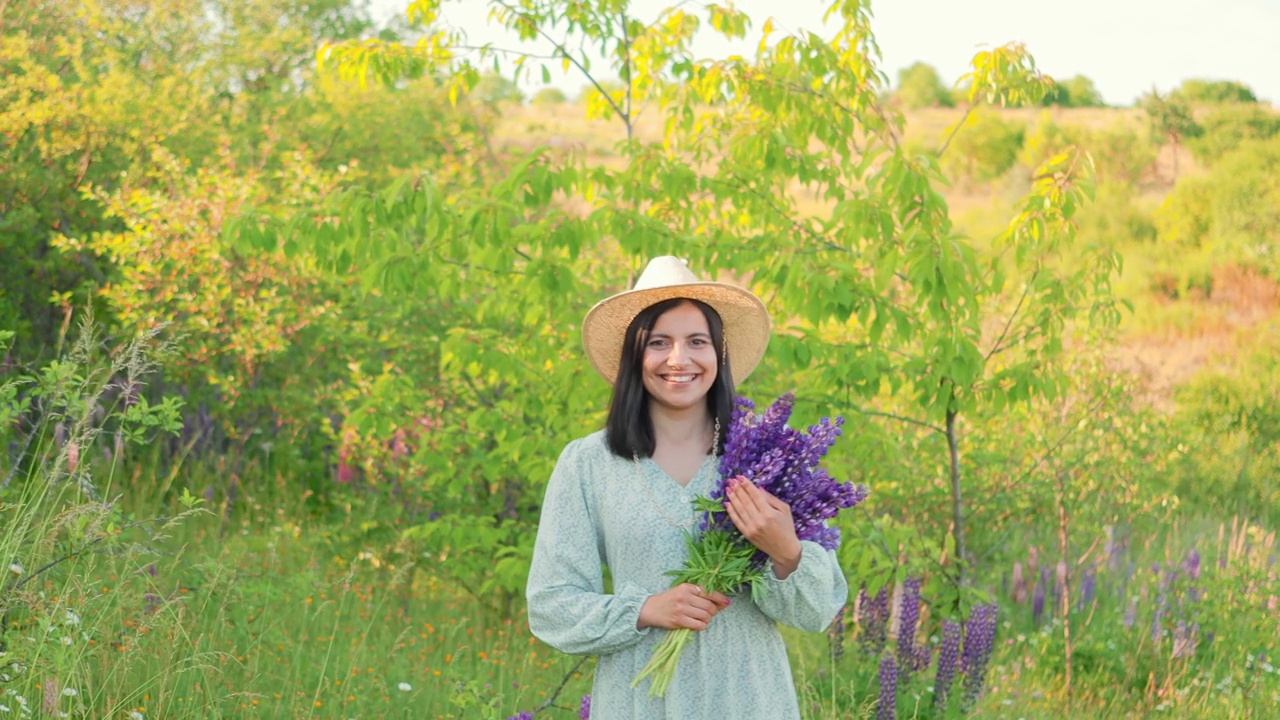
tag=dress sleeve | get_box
[526,439,653,656]
[753,540,848,633]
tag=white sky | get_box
[367,0,1280,106]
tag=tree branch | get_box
[854,406,944,435]
[491,0,629,125]
[985,269,1038,361]
[936,102,975,159]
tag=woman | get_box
[526,256,847,718]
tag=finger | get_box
[709,591,731,607]
[736,480,771,515]
[724,497,748,532]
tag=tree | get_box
[1042,74,1105,107]
[1171,78,1258,105]
[1139,88,1201,180]
[308,1,1121,598]
[1187,105,1280,165]
[894,62,955,109]
[532,87,569,105]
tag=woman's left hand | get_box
[724,476,802,580]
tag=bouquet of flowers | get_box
[632,391,869,696]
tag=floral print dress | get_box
[526,430,848,719]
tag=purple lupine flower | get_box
[1032,568,1047,625]
[506,712,533,720]
[578,693,591,719]
[828,604,847,663]
[709,392,868,555]
[1183,549,1201,580]
[877,654,898,720]
[933,619,962,711]
[1123,598,1137,628]
[1171,620,1197,658]
[961,603,998,711]
[896,578,928,674]
[1078,567,1097,612]
[858,585,891,655]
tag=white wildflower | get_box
[127,712,144,720]
[63,611,80,627]
[60,688,76,697]
[60,637,73,646]
[397,682,412,692]
[7,563,21,576]
[0,704,9,712]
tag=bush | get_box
[1170,78,1258,105]
[531,87,568,106]
[1155,135,1280,274]
[1021,115,1155,185]
[894,62,955,109]
[940,109,1025,182]
[1187,105,1280,165]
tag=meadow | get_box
[4,0,1280,718]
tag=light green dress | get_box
[526,430,848,719]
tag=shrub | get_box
[1187,105,1280,165]
[531,87,568,106]
[941,109,1025,182]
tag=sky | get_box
[367,0,1280,106]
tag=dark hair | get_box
[605,298,735,459]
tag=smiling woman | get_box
[525,257,848,719]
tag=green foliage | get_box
[531,87,569,105]
[941,109,1026,181]
[1042,74,1106,107]
[1171,78,1258,105]
[1187,105,1280,165]
[1155,135,1280,275]
[472,73,525,104]
[894,62,955,109]
[1021,114,1156,186]
[0,320,198,716]
[1173,333,1280,524]
[1139,89,1202,157]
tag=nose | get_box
[666,342,688,368]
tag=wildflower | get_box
[506,713,533,720]
[128,712,144,720]
[876,654,897,720]
[858,585,891,655]
[827,605,846,663]
[960,603,998,711]
[60,689,75,698]
[60,637,72,646]
[7,563,21,576]
[896,578,928,674]
[1031,568,1047,625]
[635,392,867,696]
[578,693,591,719]
[0,704,8,712]
[397,683,411,692]
[63,611,80,627]
[933,620,962,710]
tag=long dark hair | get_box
[605,298,735,459]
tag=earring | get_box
[712,415,722,457]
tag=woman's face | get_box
[642,301,718,413]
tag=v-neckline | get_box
[646,453,714,490]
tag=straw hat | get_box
[582,256,771,385]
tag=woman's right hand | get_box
[637,583,731,631]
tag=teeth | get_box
[667,375,695,382]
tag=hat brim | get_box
[581,282,771,385]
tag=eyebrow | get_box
[649,332,712,340]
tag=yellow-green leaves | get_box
[958,43,1056,108]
